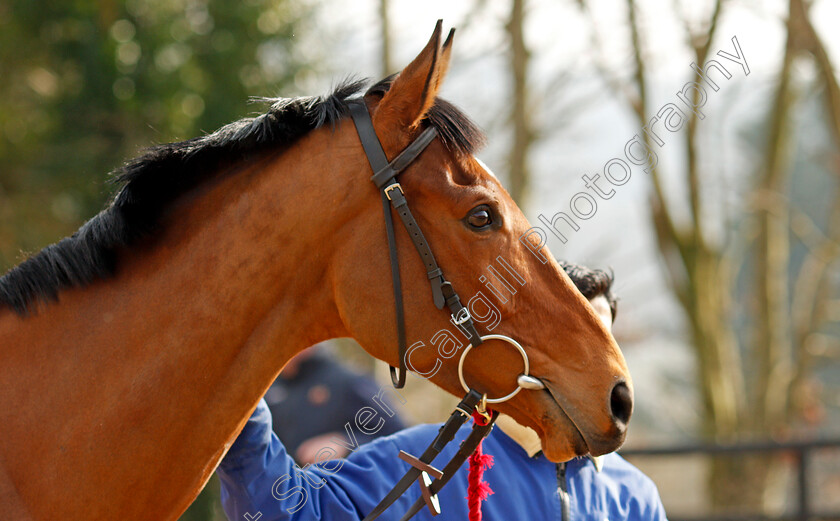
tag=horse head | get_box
[329,22,632,462]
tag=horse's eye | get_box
[465,206,493,230]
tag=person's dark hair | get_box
[560,261,617,322]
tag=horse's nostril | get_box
[610,382,633,426]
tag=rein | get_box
[348,100,544,520]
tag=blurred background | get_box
[1,0,838,519]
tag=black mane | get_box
[0,78,486,315]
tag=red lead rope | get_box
[467,411,495,521]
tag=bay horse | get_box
[0,23,632,520]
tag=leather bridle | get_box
[348,100,483,389]
[348,99,545,520]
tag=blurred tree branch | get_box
[378,0,393,77]
[577,0,839,510]
[578,1,641,113]
[752,0,798,432]
[624,0,744,442]
[786,0,840,423]
[505,0,535,208]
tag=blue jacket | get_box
[218,399,668,521]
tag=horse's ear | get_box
[372,21,455,137]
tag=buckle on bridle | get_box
[384,183,404,201]
[452,307,471,325]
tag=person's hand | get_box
[295,432,350,464]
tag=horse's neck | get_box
[0,130,355,519]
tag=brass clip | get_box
[475,393,491,424]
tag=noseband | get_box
[348,100,544,520]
